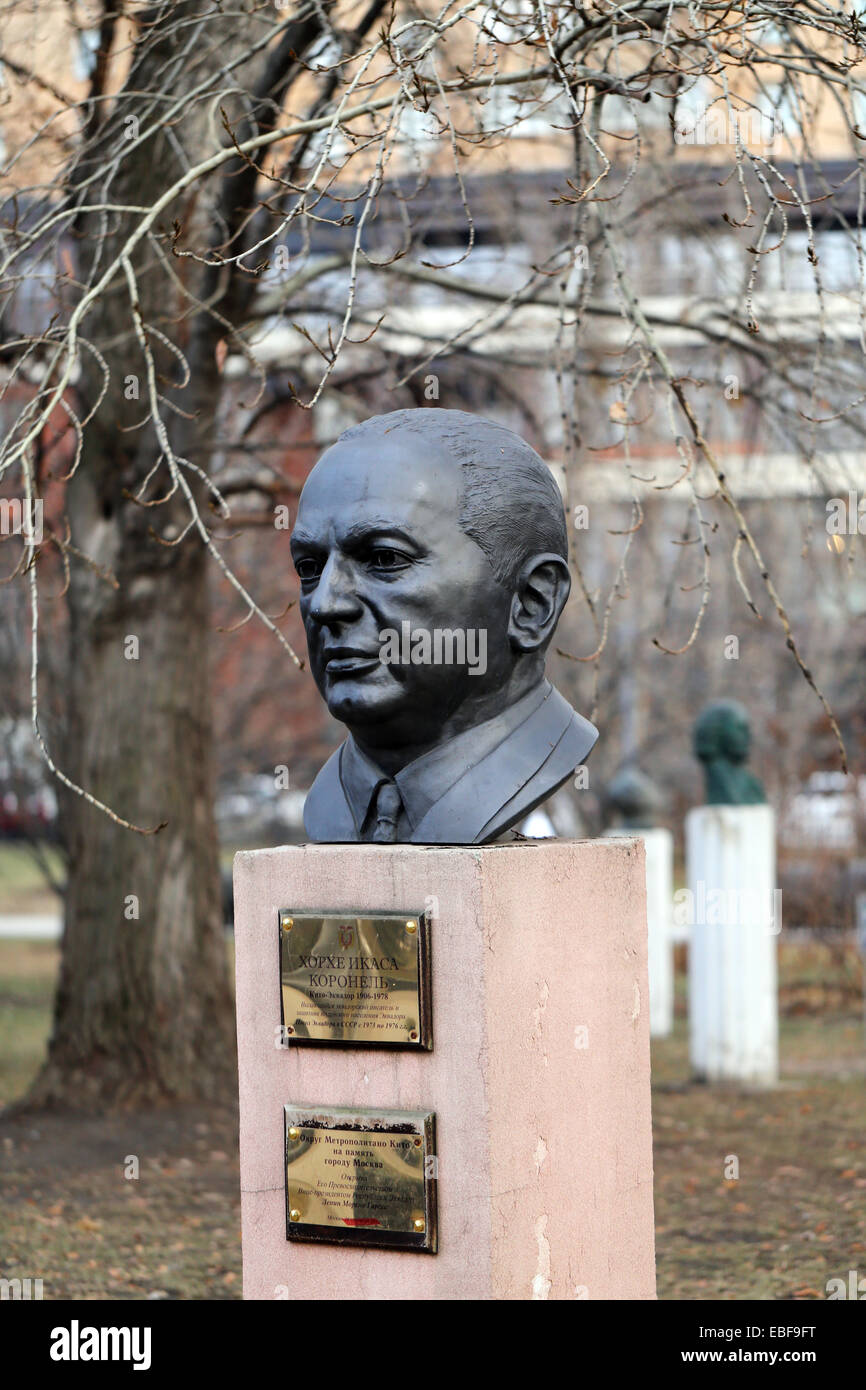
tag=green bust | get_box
[693,700,766,806]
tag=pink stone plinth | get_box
[234,839,656,1301]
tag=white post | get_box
[686,805,778,1086]
[643,828,675,1039]
[604,827,674,1038]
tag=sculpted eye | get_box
[369,548,410,572]
[294,557,322,582]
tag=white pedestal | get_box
[686,805,778,1086]
[604,828,674,1038]
[234,839,657,1300]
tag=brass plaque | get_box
[279,910,432,1049]
[285,1105,438,1253]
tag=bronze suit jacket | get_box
[303,680,598,845]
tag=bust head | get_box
[693,700,751,766]
[606,765,664,829]
[291,408,572,767]
[693,699,766,806]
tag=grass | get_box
[0,1105,242,1300]
[652,939,866,1299]
[0,937,241,1300]
[0,939,59,1103]
[652,1019,866,1299]
[0,843,63,916]
[0,936,864,1299]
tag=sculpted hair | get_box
[336,408,568,586]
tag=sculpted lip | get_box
[322,646,382,676]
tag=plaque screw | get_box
[413,1218,425,1233]
[290,1209,301,1223]
[409,1029,418,1041]
[286,1025,295,1035]
[282,916,293,931]
[405,920,417,933]
[288,1127,300,1141]
[413,1137,422,1147]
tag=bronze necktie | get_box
[370,780,402,843]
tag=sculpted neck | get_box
[348,659,546,777]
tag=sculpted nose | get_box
[308,555,362,625]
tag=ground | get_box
[0,939,242,1301]
[0,931,864,1300]
[652,983,866,1299]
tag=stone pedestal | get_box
[604,828,674,1038]
[686,805,778,1086]
[234,838,656,1300]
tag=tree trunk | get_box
[31,525,234,1107]
[25,2,260,1107]
[22,0,352,1108]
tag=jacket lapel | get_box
[410,687,596,844]
[302,745,358,841]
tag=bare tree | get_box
[1,0,864,1103]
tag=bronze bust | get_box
[693,700,766,806]
[292,409,598,843]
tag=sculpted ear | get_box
[507,553,571,652]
